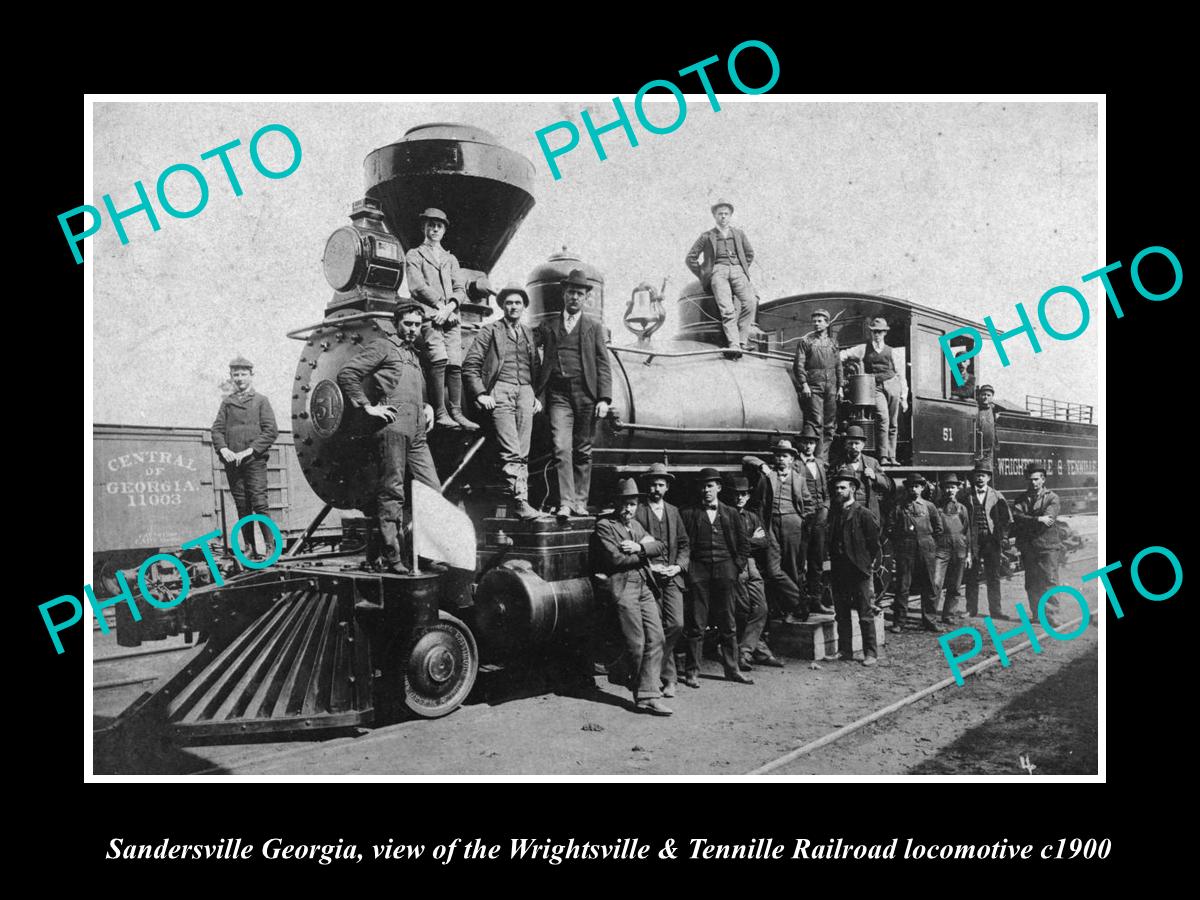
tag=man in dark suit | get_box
[1011,463,1064,625]
[635,463,690,698]
[746,439,813,623]
[462,282,544,520]
[886,474,945,633]
[535,268,612,519]
[592,478,671,716]
[212,355,279,559]
[684,200,756,358]
[730,476,783,670]
[796,424,835,615]
[827,468,882,666]
[680,469,753,687]
[963,462,1012,619]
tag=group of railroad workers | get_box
[213,201,1066,717]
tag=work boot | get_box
[515,501,545,520]
[435,409,460,429]
[449,407,479,431]
[444,366,477,430]
[726,671,754,685]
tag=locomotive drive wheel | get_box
[403,611,479,718]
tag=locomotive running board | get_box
[95,574,374,764]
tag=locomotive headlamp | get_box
[322,198,404,297]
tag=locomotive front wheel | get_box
[403,611,479,718]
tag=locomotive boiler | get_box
[99,123,1097,759]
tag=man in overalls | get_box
[793,308,843,462]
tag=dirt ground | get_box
[93,525,1100,777]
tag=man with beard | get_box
[827,468,881,666]
[963,462,1012,620]
[836,425,894,521]
[593,478,671,716]
[796,424,835,615]
[680,469,753,687]
[1011,463,1064,624]
[337,303,438,574]
[886,474,944,633]
[934,474,971,624]
[747,439,814,625]
[730,475,783,670]
[793,308,843,462]
[635,463,690,698]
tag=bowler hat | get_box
[770,438,799,457]
[811,308,831,319]
[419,207,449,224]
[229,355,254,370]
[799,423,820,443]
[711,200,734,214]
[832,467,860,488]
[867,316,890,332]
[907,473,928,486]
[495,281,530,306]
[1025,463,1047,477]
[697,467,724,485]
[971,462,993,476]
[615,477,642,500]
[842,425,868,441]
[731,476,751,492]
[940,474,962,485]
[641,462,675,483]
[560,268,593,290]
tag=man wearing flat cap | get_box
[404,208,478,433]
[1011,463,1064,624]
[213,356,279,558]
[934,474,971,624]
[463,282,544,520]
[593,478,672,716]
[885,474,945,633]
[827,467,881,665]
[535,268,612,519]
[635,463,690,696]
[963,462,1012,619]
[680,469,752,686]
[844,316,909,465]
[747,438,814,624]
[338,302,439,574]
[685,200,756,359]
[793,308,843,462]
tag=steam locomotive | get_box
[100,123,1097,750]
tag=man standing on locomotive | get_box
[462,282,544,521]
[793,308,843,462]
[685,200,756,359]
[212,356,279,559]
[536,269,612,519]
[1011,463,1065,625]
[844,317,908,466]
[593,478,672,716]
[976,384,999,470]
[404,207,479,433]
[337,302,438,574]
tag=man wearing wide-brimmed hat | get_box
[633,462,690,697]
[462,281,544,520]
[592,477,672,715]
[680,469,753,686]
[963,461,1011,619]
[404,207,478,433]
[885,474,945,633]
[684,200,757,359]
[844,316,909,465]
[212,355,279,559]
[747,438,814,624]
[535,268,612,518]
[1011,463,1064,624]
[934,474,971,623]
[793,307,843,461]
[827,467,881,665]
